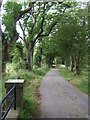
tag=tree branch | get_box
[19,35,23,40]
[33,3,46,44]
[16,2,32,22]
[22,30,29,50]
[8,30,19,53]
[40,21,57,37]
[19,21,29,50]
[40,6,67,37]
[8,2,32,53]
[33,2,68,42]
[29,3,41,35]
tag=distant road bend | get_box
[39,69,88,118]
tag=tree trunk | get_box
[0,1,2,8]
[62,60,64,65]
[70,55,74,72]
[31,49,34,69]
[65,60,68,69]
[22,30,34,71]
[45,53,47,66]
[26,48,33,71]
[74,49,81,75]
[39,56,42,67]
[39,46,43,68]
[20,48,23,60]
[2,38,9,73]
[75,60,80,75]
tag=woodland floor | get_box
[38,69,88,118]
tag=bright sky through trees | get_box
[1,0,89,42]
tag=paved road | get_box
[39,69,88,118]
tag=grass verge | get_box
[2,63,50,119]
[18,67,49,119]
[59,67,88,95]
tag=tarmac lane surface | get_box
[39,69,88,118]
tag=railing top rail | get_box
[1,98,15,120]
[1,85,16,103]
[1,85,16,120]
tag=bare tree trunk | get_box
[22,30,34,71]
[26,48,34,71]
[40,46,43,67]
[39,45,43,68]
[2,36,9,73]
[31,49,34,68]
[65,60,68,69]
[45,53,47,66]
[70,55,74,72]
[38,52,42,68]
[75,60,80,75]
[31,48,34,70]
[74,49,81,75]
[0,1,2,8]
[26,48,30,70]
[20,48,23,60]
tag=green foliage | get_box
[38,2,88,72]
[2,2,22,39]
[19,97,36,119]
[2,62,50,118]
[6,63,18,78]
[10,42,27,70]
[18,69,36,81]
[18,67,49,118]
[34,45,42,67]
[13,60,26,71]
[1,2,88,119]
[33,68,49,76]
[10,42,25,62]
[59,67,88,94]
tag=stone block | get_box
[5,79,24,109]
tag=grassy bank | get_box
[18,67,49,119]
[59,67,88,95]
[2,63,49,119]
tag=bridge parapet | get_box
[5,79,24,109]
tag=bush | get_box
[33,67,49,76]
[18,69,36,81]
[13,59,26,71]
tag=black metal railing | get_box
[0,85,16,120]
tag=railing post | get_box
[0,102,1,120]
[14,86,16,110]
[5,79,24,109]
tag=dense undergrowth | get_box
[2,63,49,119]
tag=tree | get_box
[2,1,32,72]
[39,2,88,75]
[19,1,68,70]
